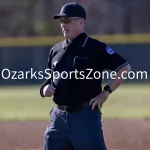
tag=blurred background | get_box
[0,0,150,36]
[0,0,150,117]
[0,1,150,150]
[0,0,149,85]
[0,0,150,115]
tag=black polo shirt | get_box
[40,32,128,105]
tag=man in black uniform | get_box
[40,2,131,150]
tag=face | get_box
[59,17,84,40]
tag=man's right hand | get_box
[43,84,56,97]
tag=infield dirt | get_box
[0,119,150,150]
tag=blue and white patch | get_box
[106,46,114,54]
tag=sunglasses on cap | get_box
[59,17,82,24]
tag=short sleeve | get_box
[100,43,128,71]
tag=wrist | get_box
[102,90,110,98]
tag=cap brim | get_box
[52,13,69,19]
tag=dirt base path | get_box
[0,119,150,150]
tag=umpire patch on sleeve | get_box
[106,46,114,54]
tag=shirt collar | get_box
[62,32,88,49]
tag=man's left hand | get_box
[89,90,110,110]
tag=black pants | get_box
[44,103,107,150]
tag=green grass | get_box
[0,85,55,121]
[102,84,150,119]
[0,84,150,121]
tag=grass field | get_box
[0,83,150,150]
[0,83,150,121]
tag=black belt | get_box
[57,101,98,112]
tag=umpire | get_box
[40,2,131,150]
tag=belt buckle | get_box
[58,102,86,112]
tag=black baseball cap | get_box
[52,3,86,20]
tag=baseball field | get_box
[0,83,150,150]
